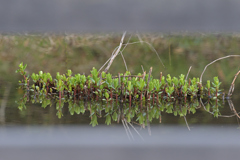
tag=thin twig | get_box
[122,41,165,68]
[127,121,145,141]
[120,34,133,53]
[104,31,127,73]
[185,66,192,81]
[228,100,240,119]
[98,46,119,72]
[136,31,143,44]
[124,119,134,140]
[122,119,131,141]
[228,70,240,97]
[200,98,238,118]
[141,65,145,73]
[119,50,128,71]
[183,116,191,131]
[146,67,153,90]
[117,34,134,71]
[200,55,240,83]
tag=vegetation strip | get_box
[16,62,229,126]
[16,62,226,103]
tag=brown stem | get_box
[160,72,162,82]
[129,91,131,108]
[152,92,155,105]
[59,89,61,109]
[110,88,113,99]
[74,88,76,101]
[156,94,159,105]
[115,92,118,103]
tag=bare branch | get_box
[185,66,192,81]
[200,55,240,83]
[104,31,127,73]
[183,116,191,131]
[228,70,240,97]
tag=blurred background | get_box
[1,0,240,160]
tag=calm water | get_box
[0,34,240,128]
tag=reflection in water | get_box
[10,34,240,128]
[16,86,240,131]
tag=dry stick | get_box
[122,119,131,141]
[124,119,135,140]
[123,41,165,68]
[136,31,143,44]
[228,100,240,119]
[185,66,192,81]
[119,34,140,71]
[120,35,132,71]
[200,55,240,83]
[183,116,191,131]
[98,57,111,72]
[127,121,145,141]
[140,72,146,101]
[118,34,133,71]
[104,31,127,73]
[119,51,128,71]
[100,32,165,72]
[144,67,153,101]
[199,98,238,118]
[141,65,145,73]
[121,33,133,52]
[160,72,162,82]
[146,67,153,89]
[228,70,240,97]
[98,46,119,72]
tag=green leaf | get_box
[74,104,81,114]
[127,81,132,91]
[105,91,109,99]
[19,62,23,68]
[23,64,27,70]
[172,77,179,86]
[113,78,119,89]
[101,71,106,79]
[112,112,118,121]
[148,81,154,92]
[69,106,75,115]
[206,80,211,89]
[56,110,63,119]
[90,114,98,127]
[67,69,72,77]
[166,74,172,86]
[105,114,111,125]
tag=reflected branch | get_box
[228,70,240,97]
[228,100,240,119]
